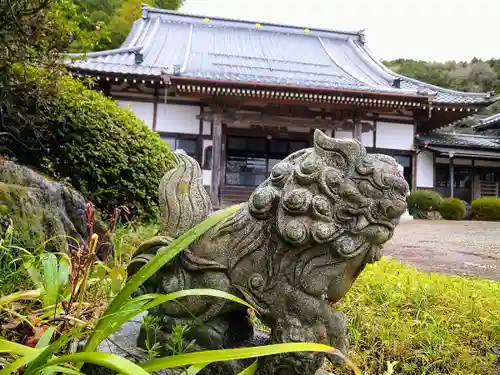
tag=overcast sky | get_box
[180,0,498,62]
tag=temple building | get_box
[68,6,498,206]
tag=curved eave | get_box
[473,112,500,131]
[167,75,428,100]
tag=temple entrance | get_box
[225,135,308,186]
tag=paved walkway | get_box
[384,219,500,281]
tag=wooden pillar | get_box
[411,150,417,191]
[353,119,362,142]
[449,155,455,198]
[211,110,223,207]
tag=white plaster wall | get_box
[156,104,200,134]
[334,129,373,147]
[117,100,154,129]
[203,121,211,135]
[376,122,414,150]
[334,130,353,139]
[361,130,374,148]
[416,150,434,188]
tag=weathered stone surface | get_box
[128,130,409,374]
[0,159,110,258]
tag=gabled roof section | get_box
[473,113,500,131]
[69,5,496,105]
[417,133,500,150]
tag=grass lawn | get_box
[2,222,499,374]
[334,258,500,375]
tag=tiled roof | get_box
[417,133,500,150]
[473,113,500,131]
[68,6,496,105]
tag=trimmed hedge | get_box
[1,70,175,219]
[407,190,443,215]
[439,198,466,220]
[471,197,500,221]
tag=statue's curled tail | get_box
[158,151,212,238]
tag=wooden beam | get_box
[211,110,223,207]
[197,112,374,132]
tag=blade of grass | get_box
[41,253,59,307]
[42,366,86,375]
[237,360,259,375]
[0,289,41,306]
[182,363,210,375]
[29,352,150,375]
[0,352,40,375]
[25,324,91,373]
[139,342,360,374]
[83,205,241,353]
[94,289,255,344]
[0,338,40,356]
[36,327,56,349]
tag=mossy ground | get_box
[333,258,500,375]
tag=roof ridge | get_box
[68,45,142,58]
[141,4,363,39]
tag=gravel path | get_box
[384,219,500,281]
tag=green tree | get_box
[74,0,185,50]
[0,0,174,218]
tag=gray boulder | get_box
[0,158,111,258]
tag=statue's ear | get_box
[313,128,362,169]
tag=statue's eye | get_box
[300,157,319,174]
[270,162,292,187]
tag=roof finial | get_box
[134,51,143,65]
[142,3,150,19]
[358,30,366,44]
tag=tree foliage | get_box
[0,0,175,218]
[72,0,184,51]
[384,58,500,133]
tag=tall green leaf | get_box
[140,343,355,372]
[83,205,240,353]
[29,352,150,375]
[41,253,60,308]
[90,289,254,350]
[237,360,258,375]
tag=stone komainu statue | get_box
[129,130,409,375]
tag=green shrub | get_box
[439,197,466,220]
[406,189,443,214]
[471,197,500,221]
[1,70,175,219]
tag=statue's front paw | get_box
[324,309,348,354]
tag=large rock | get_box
[0,159,110,258]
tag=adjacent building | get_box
[68,5,498,206]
